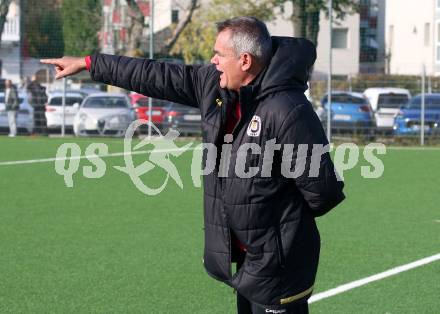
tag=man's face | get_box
[211,30,245,91]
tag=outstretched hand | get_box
[40,56,87,80]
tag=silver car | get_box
[46,91,84,130]
[0,92,34,134]
[73,93,136,136]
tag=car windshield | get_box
[322,94,366,105]
[377,94,409,109]
[406,96,440,110]
[135,98,171,107]
[49,97,83,106]
[83,97,128,108]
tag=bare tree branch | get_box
[163,0,199,54]
[124,0,145,55]
[125,0,145,24]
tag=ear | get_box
[240,53,252,71]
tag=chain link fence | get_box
[1,0,439,145]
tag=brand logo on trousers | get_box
[265,309,286,313]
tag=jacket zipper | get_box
[218,92,233,280]
[276,227,286,269]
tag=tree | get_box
[62,0,101,56]
[123,0,199,57]
[280,0,359,47]
[162,0,199,54]
[124,0,145,56]
[171,0,276,63]
[23,0,65,58]
[0,0,12,47]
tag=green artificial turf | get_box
[0,136,439,313]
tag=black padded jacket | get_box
[89,36,345,307]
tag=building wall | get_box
[0,0,21,83]
[315,11,360,77]
[386,0,436,75]
[100,0,173,54]
[0,45,21,83]
[267,3,360,77]
[266,2,294,37]
[154,0,173,33]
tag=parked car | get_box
[363,87,411,132]
[45,91,84,131]
[0,92,34,134]
[73,93,136,136]
[162,102,201,136]
[393,93,440,135]
[129,93,167,130]
[319,91,375,134]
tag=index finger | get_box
[40,58,60,65]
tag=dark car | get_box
[393,94,440,135]
[161,102,201,136]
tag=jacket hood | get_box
[251,36,316,99]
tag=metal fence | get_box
[1,0,440,145]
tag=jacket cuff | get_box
[85,55,91,71]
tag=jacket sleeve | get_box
[277,102,345,217]
[90,54,214,108]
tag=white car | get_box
[46,91,84,130]
[73,93,136,136]
[363,87,411,131]
[0,92,34,134]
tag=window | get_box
[49,97,83,106]
[172,10,179,24]
[83,97,128,109]
[322,94,366,105]
[377,94,410,109]
[332,28,348,49]
[407,95,440,109]
[424,23,430,46]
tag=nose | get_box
[211,55,217,65]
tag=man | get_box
[27,75,48,135]
[5,79,19,137]
[42,17,345,313]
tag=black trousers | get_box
[34,109,47,135]
[235,255,309,314]
[237,292,309,314]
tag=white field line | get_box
[383,146,440,151]
[309,253,440,304]
[0,147,199,166]
[2,142,440,300]
[1,143,438,166]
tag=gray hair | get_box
[216,16,272,65]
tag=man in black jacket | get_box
[42,16,345,314]
[5,79,19,137]
[27,75,48,135]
